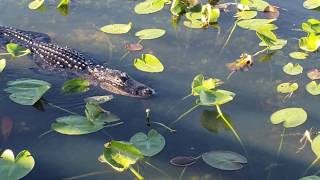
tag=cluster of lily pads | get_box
[28,0,70,16]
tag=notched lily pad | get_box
[202,151,247,170]
[126,43,143,51]
[134,0,165,14]
[282,62,303,75]
[276,82,298,94]
[130,129,165,157]
[307,69,320,80]
[306,81,320,95]
[134,53,164,73]
[135,28,166,40]
[289,52,308,60]
[0,149,35,180]
[100,22,132,34]
[270,108,307,128]
[170,156,197,167]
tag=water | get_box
[0,0,319,179]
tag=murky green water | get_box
[0,0,320,179]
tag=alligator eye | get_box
[119,76,128,83]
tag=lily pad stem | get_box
[170,104,200,125]
[304,157,320,176]
[221,21,237,50]
[252,47,269,57]
[129,166,144,180]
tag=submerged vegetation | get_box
[1,0,320,179]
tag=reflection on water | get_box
[0,0,319,179]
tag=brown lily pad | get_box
[126,43,143,51]
[169,156,197,167]
[307,69,320,80]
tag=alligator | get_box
[0,26,155,97]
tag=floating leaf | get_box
[300,176,320,180]
[256,30,277,47]
[202,151,247,170]
[185,12,201,20]
[248,0,270,11]
[170,156,197,167]
[183,20,203,29]
[299,33,320,52]
[198,89,235,106]
[276,82,298,94]
[282,62,303,75]
[0,149,35,180]
[302,19,320,34]
[99,141,144,179]
[0,59,6,73]
[135,28,166,40]
[100,22,132,34]
[306,81,320,95]
[235,11,257,20]
[201,4,220,24]
[259,38,287,50]
[289,52,308,60]
[191,74,223,96]
[84,95,113,104]
[4,78,51,105]
[126,43,143,51]
[307,69,320,80]
[6,43,31,58]
[170,0,187,16]
[62,78,90,94]
[312,135,320,157]
[303,0,320,10]
[134,54,164,73]
[130,129,165,157]
[270,108,307,128]
[57,0,70,8]
[237,19,277,31]
[28,0,45,10]
[134,0,165,14]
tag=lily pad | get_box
[84,95,113,104]
[130,129,165,157]
[307,69,320,80]
[270,108,307,128]
[6,43,31,58]
[202,151,247,170]
[0,149,35,180]
[276,82,298,94]
[185,12,201,20]
[259,39,287,50]
[170,156,197,167]
[306,81,320,95]
[61,78,90,94]
[300,176,320,180]
[299,33,320,52]
[170,0,187,16]
[0,59,6,73]
[28,0,45,10]
[4,78,51,105]
[282,62,303,75]
[135,28,166,40]
[198,89,236,106]
[134,0,165,14]
[183,20,203,29]
[312,135,320,157]
[134,54,164,73]
[303,0,320,9]
[235,11,257,20]
[99,141,144,179]
[191,74,223,96]
[237,19,277,31]
[289,52,308,60]
[126,43,143,51]
[302,19,320,34]
[100,22,132,34]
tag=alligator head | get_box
[88,65,155,98]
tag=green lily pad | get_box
[198,89,235,106]
[312,135,320,157]
[201,4,220,24]
[61,78,90,94]
[289,52,308,60]
[235,11,257,20]
[259,38,287,50]
[135,28,166,40]
[28,0,45,10]
[4,78,51,105]
[237,19,277,31]
[0,149,35,180]
[134,0,165,14]
[84,95,113,104]
[170,0,187,16]
[134,54,164,73]
[130,129,165,157]
[300,176,320,180]
[99,141,144,179]
[191,74,223,96]
[303,0,320,9]
[256,30,277,47]
[276,82,298,94]
[6,43,31,58]
[0,59,6,73]
[100,22,132,34]
[202,151,247,170]
[57,0,70,8]
[270,108,307,128]
[183,20,203,29]
[306,81,320,95]
[248,0,270,11]
[185,12,201,20]
[282,62,303,75]
[299,33,320,52]
[302,19,320,34]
